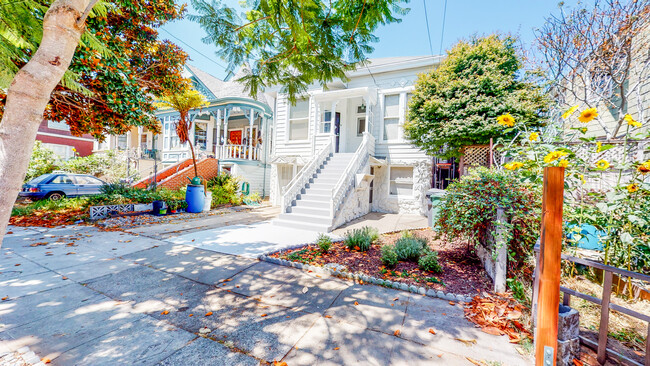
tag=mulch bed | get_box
[269,228,492,295]
[9,209,87,227]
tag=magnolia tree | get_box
[536,0,650,138]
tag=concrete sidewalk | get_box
[0,222,529,365]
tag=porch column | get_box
[330,101,338,153]
[364,97,370,133]
[248,108,255,160]
[214,109,222,156]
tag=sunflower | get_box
[624,114,642,128]
[595,159,610,170]
[562,105,579,119]
[504,162,524,171]
[637,161,650,174]
[497,114,515,127]
[543,150,569,164]
[529,132,539,142]
[596,141,602,153]
[558,159,569,168]
[578,108,598,123]
[627,183,639,193]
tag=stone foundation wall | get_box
[372,158,432,216]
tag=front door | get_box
[333,112,341,153]
[229,130,242,145]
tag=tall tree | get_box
[536,1,650,138]
[190,0,409,100]
[404,35,549,158]
[0,0,187,246]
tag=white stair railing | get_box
[281,141,333,213]
[330,132,374,218]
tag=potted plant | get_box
[167,200,179,214]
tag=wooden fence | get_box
[533,244,650,366]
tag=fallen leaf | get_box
[205,312,213,316]
[14,263,20,266]
[1,296,8,301]
[393,297,399,301]
[324,315,332,318]
[42,358,51,364]
[354,301,359,306]
[455,338,477,346]
[449,301,455,306]
[428,328,436,335]
[466,357,483,365]
[273,361,288,366]
[573,359,584,366]
[481,326,502,336]
[437,354,443,358]
[189,314,193,317]
[393,329,401,337]
[161,310,169,315]
[62,276,68,280]
[261,314,267,317]
[333,347,340,350]
[66,252,76,255]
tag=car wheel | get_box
[47,192,65,201]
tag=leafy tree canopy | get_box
[0,0,189,139]
[404,35,549,158]
[190,0,409,102]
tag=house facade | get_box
[95,65,274,196]
[37,119,95,159]
[268,56,440,232]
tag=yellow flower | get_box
[579,174,586,185]
[72,147,77,152]
[543,150,569,164]
[627,183,639,193]
[562,105,579,119]
[497,114,515,127]
[595,159,610,170]
[624,114,642,128]
[504,162,524,171]
[558,159,569,168]
[637,160,650,175]
[580,127,588,133]
[596,141,602,152]
[578,108,598,123]
[529,132,539,142]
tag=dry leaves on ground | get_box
[463,292,530,343]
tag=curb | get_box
[258,252,475,304]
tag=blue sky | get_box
[160,0,579,79]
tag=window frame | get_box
[288,98,310,142]
[388,165,415,198]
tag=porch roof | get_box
[310,86,377,104]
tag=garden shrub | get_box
[316,233,332,253]
[25,141,59,182]
[381,244,399,268]
[344,226,378,251]
[418,252,442,273]
[208,172,241,206]
[394,231,429,262]
[436,167,541,279]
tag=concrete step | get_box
[298,193,330,202]
[311,177,339,184]
[272,218,330,232]
[290,206,331,216]
[293,199,330,209]
[304,187,332,195]
[307,183,337,190]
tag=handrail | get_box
[280,141,333,213]
[329,132,374,218]
[532,245,650,366]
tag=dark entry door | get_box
[333,112,341,153]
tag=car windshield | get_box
[27,174,54,185]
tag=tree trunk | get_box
[0,0,90,247]
[188,139,199,178]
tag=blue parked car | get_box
[20,173,107,201]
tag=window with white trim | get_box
[194,122,208,150]
[356,104,366,136]
[289,99,309,140]
[383,94,400,140]
[162,116,181,150]
[321,110,332,134]
[389,166,414,196]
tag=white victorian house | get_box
[267,56,441,232]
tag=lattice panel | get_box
[571,142,643,166]
[463,146,490,167]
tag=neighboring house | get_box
[267,56,441,232]
[36,119,94,159]
[95,65,274,196]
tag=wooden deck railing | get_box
[533,245,650,366]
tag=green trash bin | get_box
[426,188,446,228]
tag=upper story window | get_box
[383,94,400,141]
[47,120,70,131]
[289,98,309,141]
[321,111,332,133]
[162,116,181,150]
[195,122,208,150]
[356,103,366,136]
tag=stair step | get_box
[290,206,331,216]
[273,219,330,232]
[304,188,332,195]
[279,212,331,224]
[298,194,330,202]
[294,199,330,209]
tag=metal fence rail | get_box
[533,245,650,366]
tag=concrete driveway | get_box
[0,223,529,365]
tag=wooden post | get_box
[597,271,613,364]
[489,138,494,168]
[535,166,565,366]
